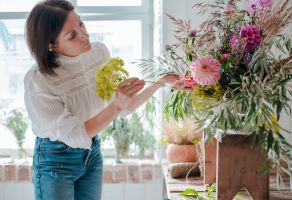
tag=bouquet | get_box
[138,0,292,177]
[95,57,129,101]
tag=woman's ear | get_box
[48,44,57,52]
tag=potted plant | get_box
[2,108,28,159]
[101,97,157,162]
[129,97,157,158]
[162,118,202,163]
[101,117,132,163]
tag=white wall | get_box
[0,180,163,200]
[279,15,292,144]
[162,0,292,145]
[162,0,209,48]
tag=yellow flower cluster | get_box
[191,83,224,110]
[95,58,129,101]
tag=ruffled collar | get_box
[58,53,82,64]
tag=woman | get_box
[24,0,193,199]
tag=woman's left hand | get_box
[157,74,196,92]
[157,74,180,85]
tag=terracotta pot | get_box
[166,144,199,163]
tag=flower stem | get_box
[144,80,167,86]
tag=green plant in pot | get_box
[3,108,28,159]
[101,117,132,163]
[129,97,157,158]
[101,97,157,162]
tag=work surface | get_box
[162,165,292,200]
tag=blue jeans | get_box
[32,137,103,200]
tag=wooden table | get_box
[162,164,292,200]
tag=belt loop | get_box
[36,137,42,151]
[84,150,92,167]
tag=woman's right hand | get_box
[113,77,145,110]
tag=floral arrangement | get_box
[138,0,292,177]
[95,57,129,101]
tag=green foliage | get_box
[180,188,199,198]
[135,55,188,82]
[164,91,194,122]
[206,185,216,200]
[3,108,28,150]
[101,97,157,160]
[129,97,157,156]
[101,118,132,162]
[180,184,216,200]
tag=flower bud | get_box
[164,44,172,51]
[188,29,197,38]
[220,53,230,63]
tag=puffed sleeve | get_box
[24,69,92,149]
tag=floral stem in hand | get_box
[144,80,168,86]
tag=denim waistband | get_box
[35,135,100,149]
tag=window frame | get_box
[0,0,155,158]
[0,0,153,58]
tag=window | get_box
[0,0,154,153]
[77,0,142,6]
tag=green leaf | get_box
[273,77,292,89]
[192,38,195,45]
[249,131,257,146]
[276,102,283,120]
[267,131,274,151]
[180,188,199,197]
[274,140,280,158]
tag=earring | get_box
[49,49,53,51]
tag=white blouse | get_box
[24,42,126,149]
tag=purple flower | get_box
[243,54,253,65]
[260,0,272,10]
[246,0,272,14]
[230,25,261,53]
[223,3,235,11]
[189,29,197,38]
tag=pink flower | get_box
[260,0,272,9]
[223,3,235,11]
[191,56,221,86]
[246,0,272,14]
[230,25,261,53]
[230,35,239,49]
[220,3,235,16]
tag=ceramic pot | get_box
[166,144,199,163]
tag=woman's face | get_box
[53,10,91,57]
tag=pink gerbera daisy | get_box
[191,56,221,86]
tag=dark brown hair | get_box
[25,0,74,76]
